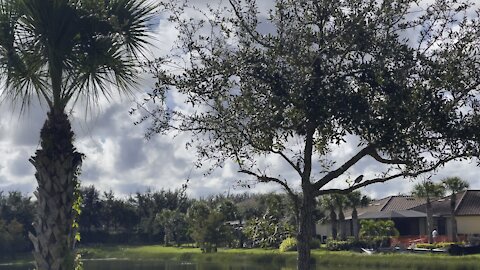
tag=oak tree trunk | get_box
[297,191,314,270]
[28,109,83,270]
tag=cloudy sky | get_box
[0,0,479,200]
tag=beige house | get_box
[316,190,480,243]
[412,190,480,237]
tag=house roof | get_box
[343,190,480,219]
[456,190,480,215]
[344,195,426,219]
[343,196,390,219]
[381,196,426,211]
[411,190,480,216]
[358,210,426,219]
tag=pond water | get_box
[0,259,389,270]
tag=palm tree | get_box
[345,191,370,241]
[333,194,347,240]
[411,180,445,244]
[320,195,337,240]
[0,1,153,269]
[442,177,469,242]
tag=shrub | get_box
[348,239,369,248]
[416,242,460,249]
[326,240,351,251]
[435,242,457,249]
[358,220,399,249]
[278,237,321,252]
[416,243,435,249]
[243,217,293,248]
[279,237,297,252]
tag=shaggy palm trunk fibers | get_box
[29,109,83,270]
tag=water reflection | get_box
[0,259,296,270]
[83,259,294,270]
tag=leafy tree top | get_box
[411,180,445,199]
[442,177,470,194]
[141,0,480,200]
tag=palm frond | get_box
[65,36,136,108]
[0,0,50,111]
[106,0,156,58]
[1,0,154,111]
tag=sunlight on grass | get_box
[77,245,480,270]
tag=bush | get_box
[416,243,435,249]
[278,237,321,252]
[348,239,369,248]
[435,242,457,249]
[359,220,398,248]
[279,237,297,252]
[416,242,461,249]
[326,240,351,251]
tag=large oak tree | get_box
[142,0,480,269]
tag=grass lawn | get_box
[78,245,480,270]
[3,245,480,269]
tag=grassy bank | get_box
[79,245,480,270]
[3,245,480,270]
[80,245,296,266]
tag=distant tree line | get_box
[1,187,327,253]
[77,186,305,250]
[0,191,35,256]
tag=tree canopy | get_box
[145,0,480,198]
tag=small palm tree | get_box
[411,180,445,243]
[0,0,153,269]
[320,195,337,240]
[442,177,469,242]
[346,191,370,241]
[333,194,347,240]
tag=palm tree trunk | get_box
[426,198,433,244]
[450,194,457,242]
[352,207,359,241]
[330,206,337,240]
[338,209,346,241]
[28,109,83,270]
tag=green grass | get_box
[0,253,34,265]
[78,245,480,270]
[309,250,480,270]
[4,245,480,270]
[80,245,294,266]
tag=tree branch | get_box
[315,153,470,196]
[369,149,408,165]
[273,150,303,177]
[228,0,273,48]
[312,144,373,190]
[239,169,298,201]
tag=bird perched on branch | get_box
[354,175,364,184]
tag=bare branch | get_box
[273,150,303,177]
[312,144,373,190]
[369,149,408,165]
[228,0,274,48]
[315,153,470,196]
[239,169,298,201]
